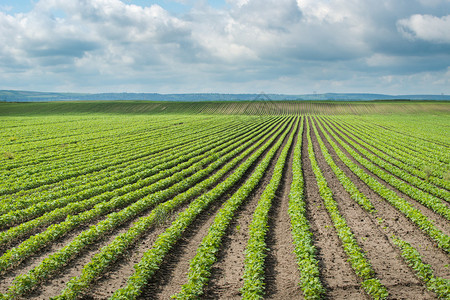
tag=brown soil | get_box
[263,121,303,299]
[314,118,450,281]
[321,118,450,236]
[139,192,231,299]
[81,214,178,299]
[309,118,435,299]
[0,215,109,295]
[302,118,367,299]
[195,119,295,299]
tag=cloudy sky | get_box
[0,0,449,94]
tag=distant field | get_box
[1,99,449,115]
[0,101,448,299]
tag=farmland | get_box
[0,101,449,299]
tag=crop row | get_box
[287,118,325,299]
[240,117,298,298]
[355,114,447,146]
[311,118,376,213]
[5,117,291,299]
[328,118,450,191]
[320,118,450,221]
[1,112,447,299]
[0,119,245,213]
[316,119,449,253]
[314,117,449,299]
[0,118,280,253]
[354,118,448,164]
[0,117,279,228]
[1,117,222,181]
[335,117,448,175]
[325,118,450,201]
[0,118,287,275]
[0,118,233,193]
[0,116,259,202]
[0,117,259,207]
[306,118,388,299]
[2,116,187,170]
[114,118,294,299]
[2,115,190,154]
[392,237,449,298]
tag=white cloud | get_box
[226,0,249,7]
[0,0,449,94]
[296,0,346,22]
[0,0,199,71]
[397,14,450,43]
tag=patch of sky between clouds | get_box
[0,0,33,14]
[0,0,228,15]
[125,0,228,14]
[125,0,187,14]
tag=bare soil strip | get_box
[310,119,435,299]
[263,120,303,299]
[321,119,450,236]
[302,119,366,300]
[315,119,450,282]
[137,191,231,299]
[199,119,296,299]
[199,178,264,299]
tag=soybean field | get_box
[0,101,449,299]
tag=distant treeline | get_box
[1,90,449,102]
